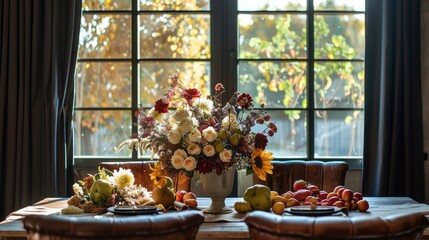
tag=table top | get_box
[1,197,429,240]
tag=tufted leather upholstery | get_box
[245,210,429,240]
[253,160,349,193]
[23,211,204,240]
[99,161,191,192]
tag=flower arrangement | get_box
[116,71,277,184]
[66,167,154,213]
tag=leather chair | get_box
[99,161,191,192]
[253,160,349,193]
[23,210,204,240]
[244,210,429,240]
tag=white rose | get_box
[178,118,194,134]
[73,183,83,195]
[182,157,197,171]
[188,128,202,142]
[171,155,185,169]
[222,114,239,130]
[203,145,216,157]
[173,109,189,122]
[187,143,201,155]
[168,127,182,144]
[202,126,218,142]
[219,149,232,162]
[174,149,188,158]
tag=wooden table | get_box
[1,197,429,240]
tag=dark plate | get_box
[107,206,160,215]
[285,206,342,216]
[114,206,157,211]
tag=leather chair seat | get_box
[23,211,204,240]
[254,160,349,193]
[99,161,191,192]
[245,210,429,240]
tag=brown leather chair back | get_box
[253,160,349,193]
[245,210,429,240]
[99,161,191,192]
[23,211,204,240]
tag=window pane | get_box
[314,0,365,11]
[83,0,131,10]
[74,110,132,157]
[79,14,131,59]
[314,61,364,108]
[238,0,306,11]
[238,61,307,108]
[251,110,307,157]
[75,62,131,108]
[239,14,307,59]
[314,14,365,59]
[139,0,210,11]
[314,110,364,157]
[139,61,210,106]
[139,14,210,59]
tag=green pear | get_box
[90,179,115,205]
[244,184,272,211]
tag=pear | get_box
[152,185,175,209]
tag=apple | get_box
[282,191,294,200]
[341,189,354,202]
[353,192,363,201]
[293,189,311,201]
[293,179,308,192]
[333,185,345,194]
[319,190,328,199]
[327,192,337,199]
[356,199,369,212]
[270,191,279,199]
[286,198,301,207]
[305,196,318,205]
[344,201,355,210]
[336,187,346,198]
[175,190,187,202]
[333,200,345,208]
[307,184,320,196]
[182,192,197,202]
[328,196,341,206]
[184,199,198,208]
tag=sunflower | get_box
[251,148,274,181]
[149,162,167,187]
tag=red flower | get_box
[254,133,268,150]
[215,83,224,92]
[154,98,169,113]
[196,158,215,174]
[182,88,201,103]
[237,93,253,110]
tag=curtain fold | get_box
[364,0,425,202]
[0,0,81,219]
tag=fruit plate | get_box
[107,206,161,215]
[285,206,342,216]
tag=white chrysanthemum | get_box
[187,143,202,155]
[73,183,83,195]
[171,155,185,169]
[113,168,135,190]
[168,127,182,144]
[188,128,202,142]
[194,98,214,114]
[222,113,239,130]
[219,149,232,162]
[182,157,197,171]
[202,126,217,142]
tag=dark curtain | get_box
[364,0,425,202]
[0,0,81,219]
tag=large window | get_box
[74,0,365,170]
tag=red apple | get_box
[293,189,311,201]
[333,200,345,208]
[293,179,308,192]
[307,184,320,196]
[319,190,328,199]
[327,192,337,199]
[353,192,363,201]
[175,190,187,202]
[336,187,346,198]
[333,185,345,194]
[356,199,369,212]
[341,189,354,202]
[184,199,198,208]
[328,196,341,206]
[344,201,355,210]
[182,192,197,202]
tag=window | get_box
[74,0,365,171]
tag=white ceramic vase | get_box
[200,167,235,214]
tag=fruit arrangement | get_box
[234,180,370,215]
[175,190,198,208]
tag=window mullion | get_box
[307,0,315,160]
[131,0,138,160]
